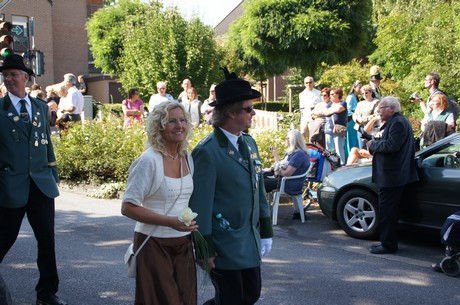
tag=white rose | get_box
[178,207,198,226]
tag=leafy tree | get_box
[87,0,222,99]
[370,0,460,100]
[86,0,147,74]
[227,0,373,77]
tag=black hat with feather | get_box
[210,67,261,107]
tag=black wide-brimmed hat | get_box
[0,54,34,76]
[210,67,261,107]
[370,74,382,81]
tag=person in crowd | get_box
[184,87,202,127]
[419,93,454,149]
[121,88,144,128]
[365,97,418,254]
[369,65,383,100]
[345,80,361,159]
[30,89,46,100]
[0,54,67,305]
[0,82,7,97]
[310,87,330,147]
[47,100,59,128]
[177,78,192,103]
[299,76,321,141]
[61,73,84,122]
[353,84,380,149]
[264,129,310,219]
[346,115,383,165]
[412,72,459,125]
[31,83,41,91]
[121,101,198,305]
[189,68,273,305]
[54,82,70,130]
[148,81,174,112]
[45,85,60,105]
[321,88,347,165]
[201,84,216,124]
[77,75,86,95]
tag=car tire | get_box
[336,189,379,239]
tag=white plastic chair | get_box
[271,170,309,225]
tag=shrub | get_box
[251,128,288,168]
[54,118,146,185]
[254,101,290,112]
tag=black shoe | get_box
[203,298,216,305]
[369,245,397,254]
[431,262,443,273]
[37,295,68,305]
[292,212,301,220]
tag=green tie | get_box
[19,99,31,125]
[238,136,249,161]
[20,100,32,134]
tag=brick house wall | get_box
[1,0,97,89]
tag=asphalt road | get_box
[1,189,459,305]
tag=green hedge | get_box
[254,101,290,112]
[54,118,146,184]
[54,117,289,185]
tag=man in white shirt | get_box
[62,73,84,122]
[299,76,321,142]
[148,81,174,112]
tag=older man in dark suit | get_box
[366,96,419,254]
[190,68,273,305]
[0,55,66,305]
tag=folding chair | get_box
[271,170,309,225]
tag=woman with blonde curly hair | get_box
[121,100,198,305]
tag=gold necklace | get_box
[165,152,179,160]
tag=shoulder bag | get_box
[332,115,347,137]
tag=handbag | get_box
[124,243,137,278]
[124,158,187,278]
[332,116,347,137]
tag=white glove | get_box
[260,238,273,257]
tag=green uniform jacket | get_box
[189,127,273,270]
[0,95,59,208]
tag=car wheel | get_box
[336,189,379,239]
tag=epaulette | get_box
[196,134,212,147]
[36,97,47,104]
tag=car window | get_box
[420,141,460,168]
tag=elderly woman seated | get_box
[264,129,310,219]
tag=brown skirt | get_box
[134,233,197,305]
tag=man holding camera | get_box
[411,72,459,125]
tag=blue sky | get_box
[158,0,242,26]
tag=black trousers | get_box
[211,266,261,305]
[263,171,281,193]
[0,180,59,298]
[378,186,405,250]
